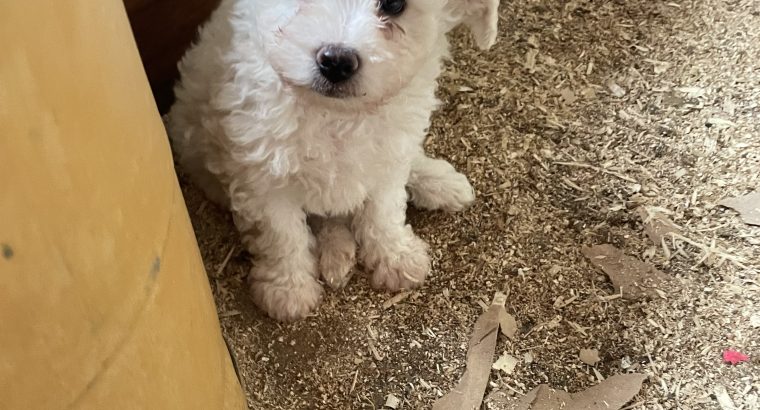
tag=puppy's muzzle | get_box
[316,45,360,84]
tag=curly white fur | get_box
[168,0,499,321]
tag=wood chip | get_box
[719,192,760,226]
[714,385,736,410]
[215,245,236,277]
[560,88,577,106]
[493,352,519,374]
[750,314,760,329]
[583,244,673,300]
[524,49,538,72]
[384,393,401,409]
[382,290,413,309]
[706,117,737,128]
[579,349,600,366]
[523,352,534,364]
[607,81,626,97]
[218,310,242,318]
[368,338,384,361]
[527,35,539,48]
[636,207,681,244]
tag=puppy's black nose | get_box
[316,45,360,84]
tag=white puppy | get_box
[167,0,499,321]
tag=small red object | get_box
[723,349,749,365]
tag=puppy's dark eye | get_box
[379,0,406,16]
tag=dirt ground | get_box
[177,0,759,408]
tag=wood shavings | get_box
[583,244,673,300]
[719,192,760,226]
[666,232,747,267]
[484,390,513,409]
[566,320,589,336]
[553,294,579,309]
[554,161,637,183]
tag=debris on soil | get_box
[523,352,533,364]
[579,349,600,366]
[714,385,737,410]
[383,394,401,409]
[485,374,646,410]
[705,117,738,129]
[722,349,749,365]
[607,81,627,98]
[719,192,760,226]
[493,352,519,374]
[382,290,414,309]
[433,292,507,410]
[636,207,681,245]
[582,244,672,300]
[484,390,513,409]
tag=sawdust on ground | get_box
[179,0,760,408]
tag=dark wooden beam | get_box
[124,0,220,113]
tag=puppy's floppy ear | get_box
[446,0,500,50]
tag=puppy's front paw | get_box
[317,224,357,290]
[431,170,475,212]
[409,159,475,212]
[368,234,431,291]
[249,268,323,322]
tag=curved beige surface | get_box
[0,1,245,409]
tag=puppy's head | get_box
[261,0,499,104]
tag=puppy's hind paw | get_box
[408,157,475,212]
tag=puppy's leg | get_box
[407,154,475,212]
[235,196,322,322]
[310,215,357,290]
[354,183,431,291]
